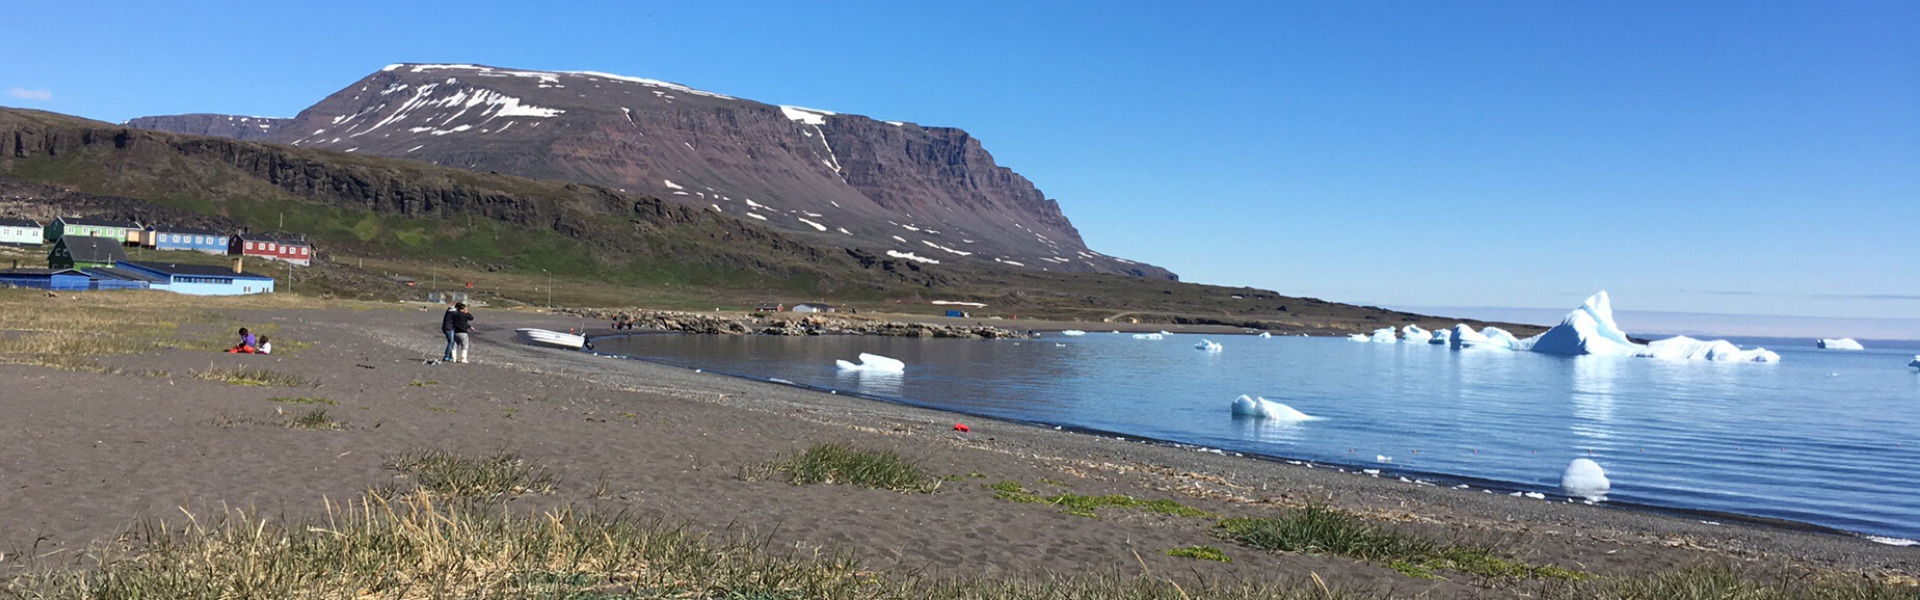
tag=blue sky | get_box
[5,1,1916,330]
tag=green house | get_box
[49,236,129,269]
[46,217,142,244]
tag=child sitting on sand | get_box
[257,336,273,355]
[226,327,258,354]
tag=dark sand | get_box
[0,304,1912,596]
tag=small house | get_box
[49,236,130,269]
[147,226,230,254]
[46,217,142,245]
[791,303,837,314]
[0,267,90,290]
[229,233,313,266]
[119,261,275,295]
[0,218,44,246]
[755,302,785,312]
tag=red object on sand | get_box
[953,423,970,432]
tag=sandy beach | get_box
[1,301,1914,598]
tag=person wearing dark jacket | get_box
[449,302,476,363]
[440,305,459,361]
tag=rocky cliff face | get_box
[122,113,287,141]
[124,64,1173,279]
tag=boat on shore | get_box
[517,328,586,350]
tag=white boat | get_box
[516,328,586,350]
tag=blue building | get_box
[118,261,276,295]
[146,227,230,254]
[0,268,92,290]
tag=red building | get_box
[228,233,314,266]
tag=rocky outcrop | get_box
[122,64,1174,279]
[122,114,288,141]
[570,308,1023,339]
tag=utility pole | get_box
[543,269,552,308]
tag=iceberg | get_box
[1560,458,1610,499]
[1369,327,1397,343]
[1195,339,1223,352]
[1909,355,1919,368]
[1132,333,1165,340]
[835,353,906,373]
[1429,329,1451,345]
[1401,324,1432,344]
[1347,333,1371,342]
[1817,338,1864,350]
[1449,324,1519,350]
[1258,331,1272,338]
[1230,395,1320,422]
[1061,330,1087,336]
[1515,292,1639,356]
[1641,336,1780,363]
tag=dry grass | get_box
[388,450,559,498]
[0,288,368,373]
[190,365,316,387]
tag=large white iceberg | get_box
[1401,324,1433,344]
[1369,327,1396,343]
[1490,291,1780,363]
[835,353,905,373]
[1230,395,1320,422]
[1449,324,1520,350]
[1560,458,1610,499]
[1817,338,1864,350]
[1515,291,1640,356]
[1195,339,1223,352]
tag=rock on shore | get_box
[569,309,1024,339]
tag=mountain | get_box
[121,113,288,141]
[124,64,1173,280]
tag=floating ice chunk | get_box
[1868,535,1919,546]
[1817,338,1865,350]
[1195,339,1224,352]
[1375,455,1392,463]
[1515,292,1641,356]
[1231,395,1321,422]
[1061,330,1087,336]
[1450,325,1519,350]
[1132,333,1165,340]
[835,353,905,373]
[1257,331,1272,338]
[1401,325,1432,344]
[1524,492,1547,500]
[1640,336,1780,363]
[1908,355,1919,368]
[1429,329,1451,345]
[1348,333,1371,342]
[1369,327,1397,343]
[1560,458,1610,499]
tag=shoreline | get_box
[578,332,1904,547]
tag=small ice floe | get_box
[1452,484,1470,490]
[1867,535,1919,547]
[1347,333,1371,342]
[1401,324,1432,344]
[1061,330,1087,336]
[1376,455,1393,463]
[1195,339,1224,352]
[1817,338,1865,350]
[1561,458,1611,500]
[1133,333,1165,340]
[1524,492,1547,500]
[1230,395,1321,422]
[1369,327,1397,343]
[1910,355,1920,369]
[1258,331,1272,338]
[835,353,905,373]
[1429,329,1451,345]
[1053,343,1066,348]
[1362,469,1381,476]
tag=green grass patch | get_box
[387,450,558,498]
[190,365,315,387]
[745,442,939,493]
[269,396,336,406]
[1163,545,1233,563]
[1217,504,1585,581]
[987,481,1215,519]
[283,408,340,431]
[408,379,439,387]
[1537,564,1918,600]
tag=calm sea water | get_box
[592,333,1920,541]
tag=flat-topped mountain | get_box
[128,64,1172,279]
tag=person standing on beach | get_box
[449,302,476,364]
[440,305,459,362]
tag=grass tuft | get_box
[191,365,315,387]
[284,408,340,430]
[1218,504,1584,581]
[269,396,337,406]
[388,450,559,498]
[1163,545,1233,563]
[988,481,1215,519]
[745,442,939,493]
[1536,564,1919,600]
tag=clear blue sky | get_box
[5,1,1916,328]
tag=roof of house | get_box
[82,267,166,283]
[0,268,84,277]
[121,261,275,280]
[61,217,141,229]
[0,217,40,228]
[148,226,228,236]
[58,236,130,263]
[792,303,835,308]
